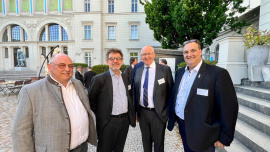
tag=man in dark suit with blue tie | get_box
[134,46,173,152]
[167,39,238,152]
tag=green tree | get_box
[140,0,248,49]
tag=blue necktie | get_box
[143,67,150,107]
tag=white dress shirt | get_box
[51,76,89,149]
[175,60,202,120]
[140,61,156,108]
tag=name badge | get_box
[158,78,165,85]
[128,85,131,90]
[197,88,208,96]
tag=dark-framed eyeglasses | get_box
[183,39,200,46]
[108,57,123,61]
[51,63,74,69]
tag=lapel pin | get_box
[198,74,201,78]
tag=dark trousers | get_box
[177,118,215,152]
[97,115,129,152]
[70,141,88,152]
[138,107,166,152]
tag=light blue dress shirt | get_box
[175,60,203,120]
[109,69,128,115]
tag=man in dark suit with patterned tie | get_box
[133,46,173,152]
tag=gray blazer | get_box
[11,76,97,152]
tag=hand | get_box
[136,115,139,122]
[214,141,225,149]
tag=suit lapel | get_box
[105,71,114,107]
[185,62,208,107]
[136,66,144,95]
[153,63,161,94]
[173,68,185,105]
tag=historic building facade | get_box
[0,0,161,71]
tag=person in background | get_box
[12,54,97,152]
[124,57,138,84]
[75,66,83,84]
[83,66,96,92]
[167,39,238,152]
[89,48,136,152]
[160,59,167,66]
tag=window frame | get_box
[108,0,114,13]
[131,0,137,13]
[85,0,90,12]
[84,25,92,40]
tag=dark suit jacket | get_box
[132,61,144,82]
[124,65,133,84]
[83,71,96,88]
[167,62,238,151]
[88,71,136,138]
[134,63,173,123]
[75,70,83,83]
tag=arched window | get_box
[2,29,8,42]
[215,45,219,61]
[39,24,68,41]
[24,31,28,41]
[12,25,20,42]
[205,48,210,60]
[40,28,46,41]
[62,28,68,41]
[49,24,59,41]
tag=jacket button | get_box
[67,132,71,135]
[67,147,70,150]
[61,102,64,104]
[66,116,69,119]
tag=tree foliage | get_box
[140,0,248,49]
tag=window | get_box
[85,52,92,66]
[131,25,138,39]
[205,48,210,60]
[2,29,8,42]
[62,28,68,41]
[215,45,219,61]
[5,48,8,58]
[49,24,59,41]
[24,31,28,41]
[85,0,90,12]
[40,28,46,41]
[12,25,20,42]
[130,52,139,61]
[25,47,29,58]
[131,0,137,12]
[84,25,91,40]
[108,0,114,13]
[108,26,115,40]
[42,47,46,56]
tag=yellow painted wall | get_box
[50,0,57,10]
[36,0,44,11]
[23,0,30,11]
[64,0,72,9]
[10,0,16,12]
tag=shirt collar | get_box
[185,60,203,72]
[50,75,72,88]
[109,69,122,76]
[144,61,156,69]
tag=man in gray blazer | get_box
[133,46,174,152]
[11,54,97,152]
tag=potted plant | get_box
[244,25,270,80]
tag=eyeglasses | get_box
[51,63,74,69]
[140,53,154,56]
[183,39,200,46]
[108,57,123,61]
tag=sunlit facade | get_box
[0,0,160,71]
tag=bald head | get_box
[141,45,156,66]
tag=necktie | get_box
[143,67,150,107]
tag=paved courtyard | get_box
[0,93,184,152]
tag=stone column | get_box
[59,25,62,41]
[7,26,11,42]
[45,24,49,41]
[216,36,247,84]
[20,27,24,41]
